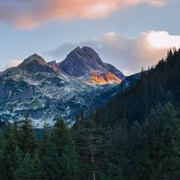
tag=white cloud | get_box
[145,31,180,49]
[44,31,180,75]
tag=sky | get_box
[1,0,180,75]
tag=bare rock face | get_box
[90,71,122,84]
[48,60,61,75]
[0,48,137,127]
[58,46,125,84]
[18,54,57,74]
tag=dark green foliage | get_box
[0,117,78,179]
[42,118,77,179]
[0,123,20,179]
[40,121,49,157]
[0,132,6,177]
[73,117,123,180]
[135,103,180,179]
[14,152,41,179]
[99,163,124,180]
[74,119,98,179]
[18,114,37,155]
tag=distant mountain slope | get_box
[92,73,140,108]
[95,49,180,126]
[58,46,125,84]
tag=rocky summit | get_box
[58,46,125,84]
[18,54,57,74]
[0,46,137,128]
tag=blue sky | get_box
[0,0,180,75]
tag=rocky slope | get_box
[58,46,125,84]
[0,47,137,127]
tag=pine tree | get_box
[14,152,41,179]
[100,163,124,180]
[18,114,37,155]
[74,119,107,180]
[42,118,77,179]
[136,103,180,179]
[107,123,129,178]
[0,123,20,179]
[12,120,20,145]
[40,121,50,156]
[0,131,6,179]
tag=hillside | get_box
[94,49,180,126]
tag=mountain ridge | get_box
[1,46,125,85]
[0,46,136,127]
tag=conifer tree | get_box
[40,121,49,156]
[74,119,107,180]
[136,103,180,179]
[14,152,41,179]
[0,131,6,179]
[0,123,20,179]
[42,118,77,179]
[18,114,37,155]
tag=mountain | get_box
[58,46,125,84]
[18,54,58,74]
[0,47,136,128]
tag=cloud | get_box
[44,31,180,75]
[6,60,22,69]
[144,31,180,49]
[0,59,22,72]
[0,0,166,29]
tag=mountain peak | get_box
[73,46,81,51]
[58,46,104,77]
[23,53,45,64]
[73,46,97,54]
[81,46,97,54]
[29,53,41,58]
[58,46,125,83]
[72,46,103,64]
[18,54,57,74]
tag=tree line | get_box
[0,102,179,179]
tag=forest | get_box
[0,49,180,179]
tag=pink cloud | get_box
[6,60,22,69]
[123,0,165,7]
[0,0,166,29]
